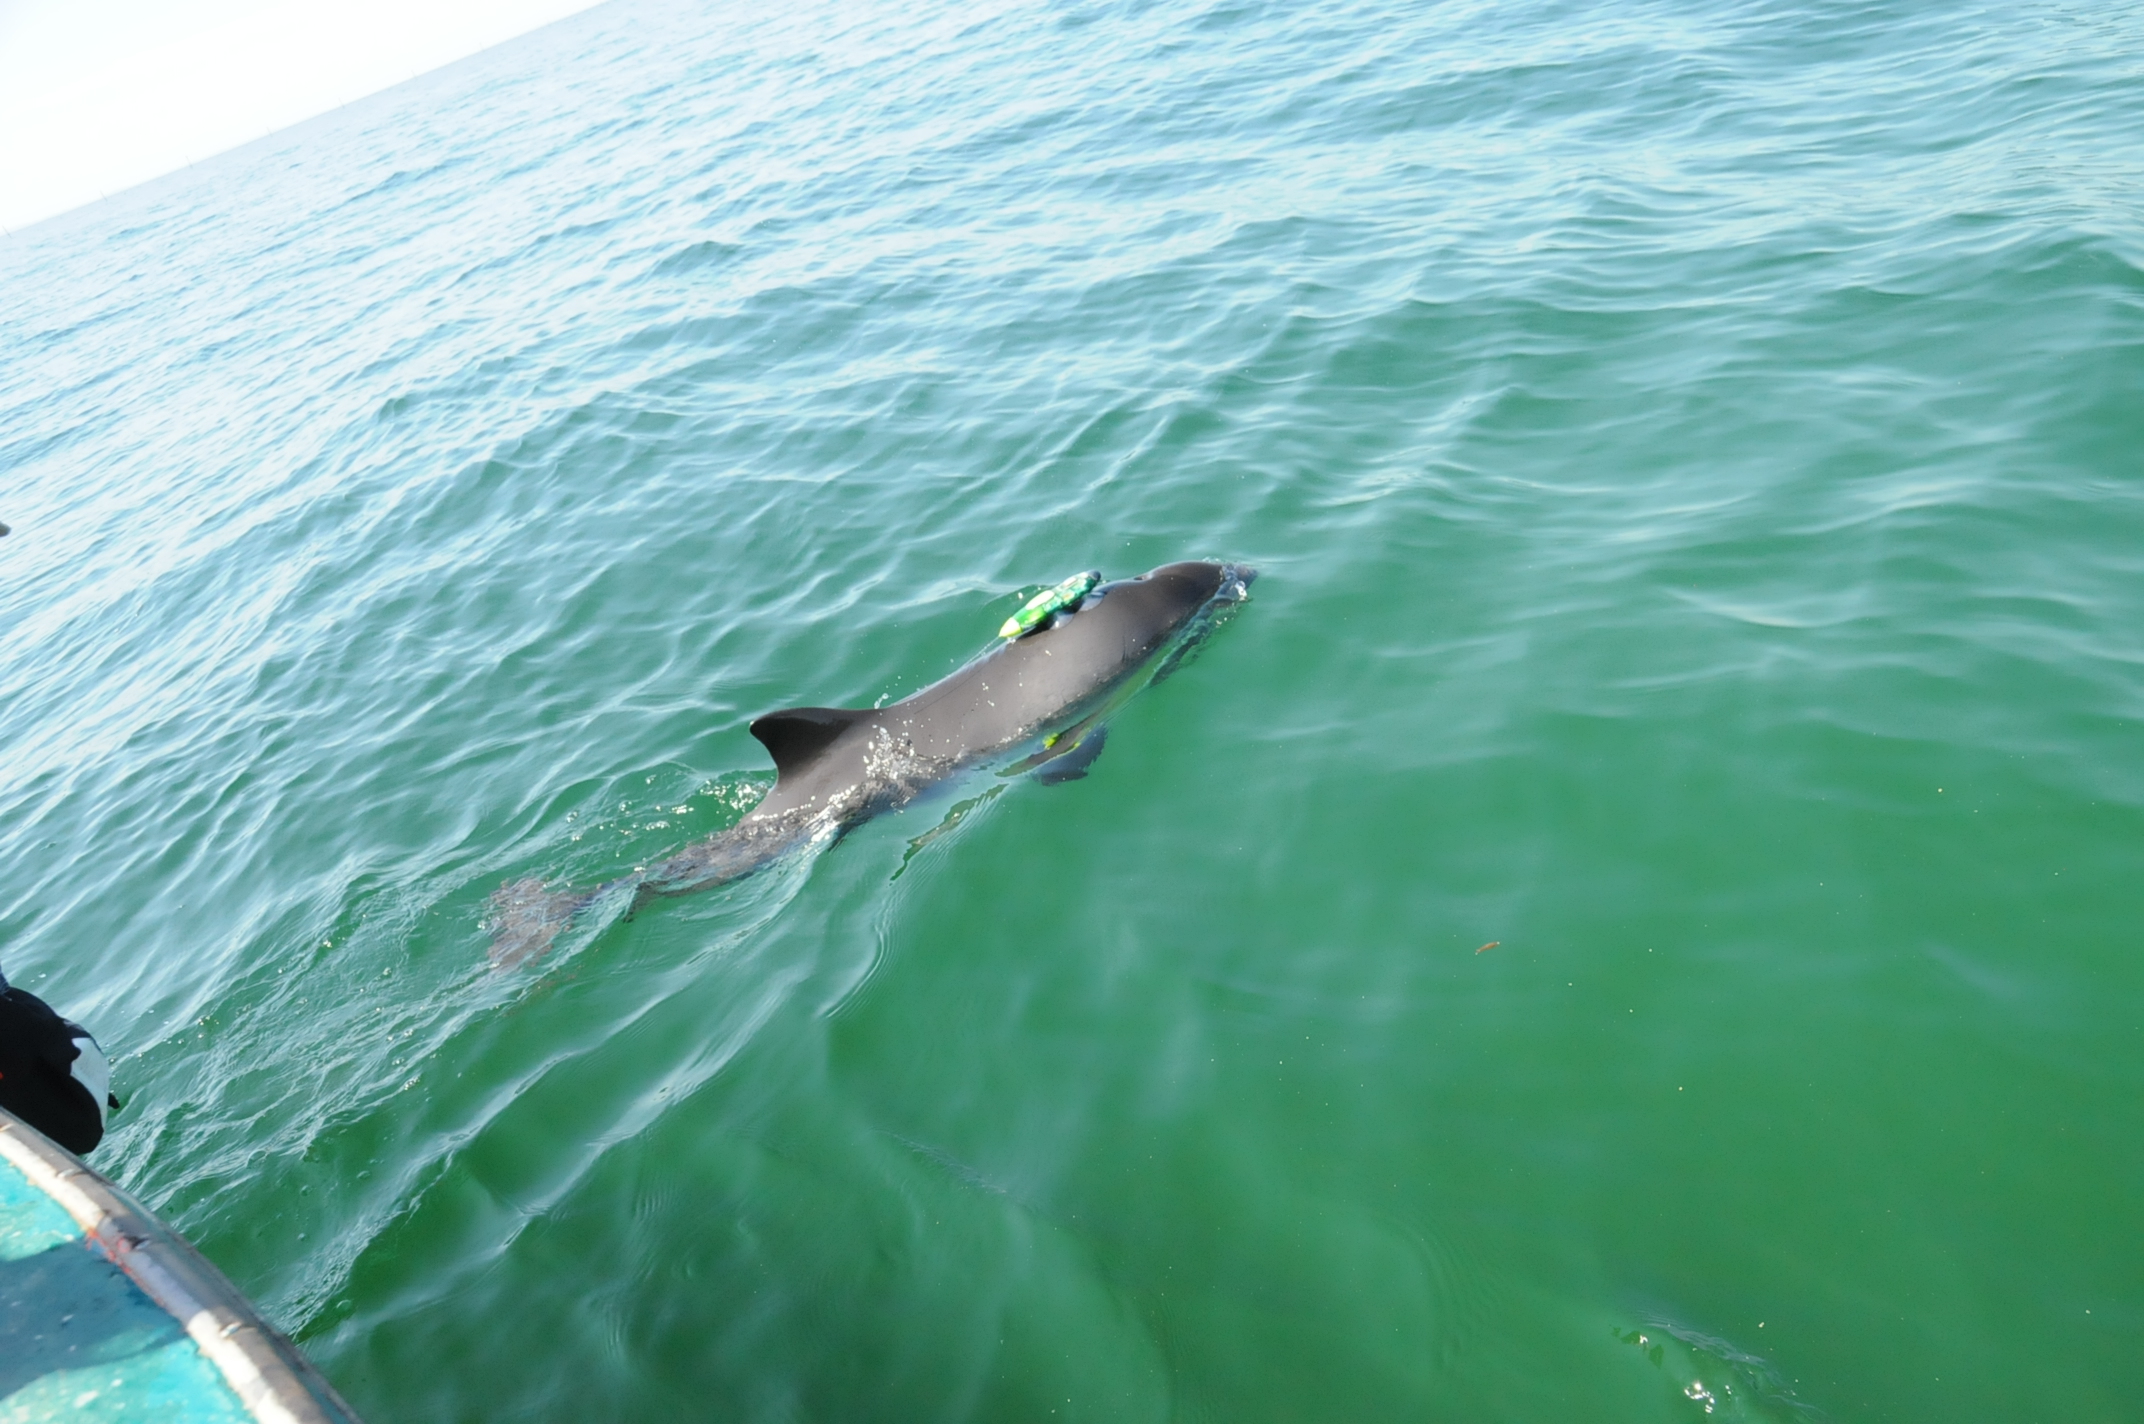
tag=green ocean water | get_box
[3,0,2142,1418]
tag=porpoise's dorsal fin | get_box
[750,707,870,782]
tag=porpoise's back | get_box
[746,561,1243,818]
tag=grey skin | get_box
[487,560,1254,966]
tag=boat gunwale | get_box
[0,1106,362,1424]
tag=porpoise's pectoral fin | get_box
[751,707,870,784]
[1033,724,1109,785]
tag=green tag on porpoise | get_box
[998,570,1101,639]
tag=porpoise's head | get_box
[1039,560,1254,694]
[1093,560,1256,626]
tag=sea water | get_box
[2,0,2141,1418]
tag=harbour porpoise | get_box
[487,560,1255,966]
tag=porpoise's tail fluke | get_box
[485,825,790,968]
[486,877,607,969]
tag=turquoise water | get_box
[4,0,2142,1418]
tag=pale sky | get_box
[0,0,608,232]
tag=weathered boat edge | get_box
[0,1106,364,1424]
